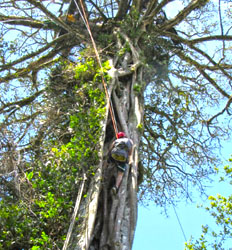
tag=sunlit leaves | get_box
[185,158,232,250]
[0,55,107,249]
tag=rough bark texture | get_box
[65,44,144,249]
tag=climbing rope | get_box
[62,174,87,250]
[74,0,119,139]
[170,197,187,242]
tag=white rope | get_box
[62,174,87,250]
[73,0,88,27]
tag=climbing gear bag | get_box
[110,139,129,162]
[111,148,127,162]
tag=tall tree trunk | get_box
[66,39,144,249]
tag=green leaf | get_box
[26,171,34,180]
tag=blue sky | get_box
[133,141,232,250]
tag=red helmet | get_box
[117,132,126,138]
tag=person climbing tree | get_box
[108,132,133,194]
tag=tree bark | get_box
[65,40,144,249]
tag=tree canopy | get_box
[0,0,232,249]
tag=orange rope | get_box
[76,0,118,139]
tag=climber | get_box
[108,132,133,194]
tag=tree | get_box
[185,157,232,250]
[0,0,232,249]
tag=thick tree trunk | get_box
[66,42,144,249]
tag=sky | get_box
[133,142,232,250]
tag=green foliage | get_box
[97,32,113,47]
[0,57,107,249]
[133,82,143,94]
[74,57,111,86]
[185,157,232,250]
[118,42,131,56]
[119,8,141,38]
[137,123,144,133]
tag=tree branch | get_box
[145,104,176,126]
[218,0,225,58]
[143,0,169,21]
[115,0,130,20]
[26,0,78,36]
[0,39,79,83]
[0,33,71,72]
[202,64,232,71]
[0,89,45,114]
[207,96,232,126]
[88,0,108,21]
[159,0,209,31]
[131,0,143,13]
[159,30,232,55]
[112,90,129,134]
[0,14,50,29]
[160,30,232,75]
[178,52,231,99]
[2,111,41,127]
[188,44,232,81]
[190,35,232,44]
